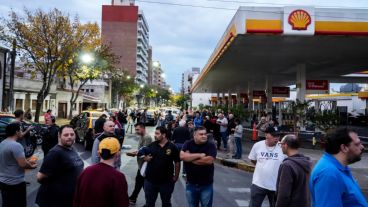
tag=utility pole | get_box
[8,39,16,112]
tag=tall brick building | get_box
[102,0,149,84]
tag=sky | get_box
[1,0,368,92]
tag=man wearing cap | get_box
[73,137,129,207]
[248,126,285,207]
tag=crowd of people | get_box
[0,108,367,207]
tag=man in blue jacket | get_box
[309,127,367,207]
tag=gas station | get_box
[191,6,368,126]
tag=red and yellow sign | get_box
[288,10,311,30]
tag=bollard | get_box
[252,123,257,141]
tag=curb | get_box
[215,157,255,173]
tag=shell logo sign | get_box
[283,7,315,35]
[288,10,311,30]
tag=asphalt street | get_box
[0,126,270,207]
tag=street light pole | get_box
[8,39,16,112]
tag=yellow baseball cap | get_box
[99,137,120,155]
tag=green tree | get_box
[111,73,138,108]
[2,8,79,122]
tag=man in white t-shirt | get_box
[248,126,284,207]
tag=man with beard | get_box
[275,134,311,207]
[142,126,180,207]
[310,128,367,207]
[127,122,153,204]
[36,125,84,207]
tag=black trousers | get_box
[130,169,145,200]
[249,184,275,207]
[0,182,26,207]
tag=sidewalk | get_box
[215,138,368,198]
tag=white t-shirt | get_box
[248,140,284,191]
[217,118,228,132]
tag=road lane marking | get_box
[228,188,251,193]
[235,199,249,206]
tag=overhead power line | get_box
[135,0,368,21]
[206,0,368,9]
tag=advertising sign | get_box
[272,87,290,97]
[306,80,329,94]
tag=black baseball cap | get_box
[265,126,281,136]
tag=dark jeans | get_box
[234,136,242,159]
[130,169,145,200]
[175,143,186,174]
[0,182,26,207]
[220,131,228,149]
[214,132,221,149]
[250,184,275,207]
[186,183,213,207]
[144,179,175,207]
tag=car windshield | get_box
[92,113,103,118]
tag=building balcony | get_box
[135,73,147,83]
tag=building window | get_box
[86,89,89,92]
[91,89,94,93]
[15,99,23,110]
[32,100,37,110]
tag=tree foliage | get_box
[1,8,79,122]
[111,73,138,107]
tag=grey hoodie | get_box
[275,154,312,207]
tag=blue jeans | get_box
[186,183,213,207]
[234,137,242,158]
[144,179,175,207]
[220,131,228,149]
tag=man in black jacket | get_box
[275,134,311,207]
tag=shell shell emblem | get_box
[288,10,311,30]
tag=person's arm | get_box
[311,172,344,207]
[275,164,293,207]
[173,162,180,182]
[248,144,257,165]
[180,151,205,162]
[91,138,100,164]
[16,157,37,169]
[192,156,215,165]
[37,172,48,183]
[191,143,216,165]
[13,143,37,169]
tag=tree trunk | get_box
[34,97,43,123]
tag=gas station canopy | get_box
[192,6,368,93]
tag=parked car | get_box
[146,109,158,126]
[70,110,107,150]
